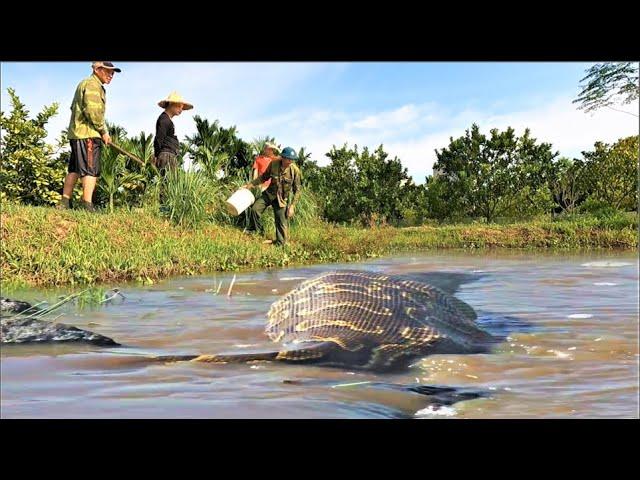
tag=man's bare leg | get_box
[57,173,79,209]
[81,175,97,203]
[62,173,79,199]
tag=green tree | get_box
[581,135,639,211]
[573,62,639,115]
[319,144,358,223]
[424,174,468,222]
[0,88,64,205]
[397,181,429,226]
[549,157,588,214]
[320,144,413,225]
[433,124,558,222]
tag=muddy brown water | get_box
[1,250,638,418]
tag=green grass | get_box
[1,204,637,287]
[161,168,217,227]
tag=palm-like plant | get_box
[126,132,155,168]
[98,147,145,212]
[96,125,151,211]
[251,136,280,157]
[186,116,253,179]
[107,122,128,141]
[296,147,312,167]
[185,116,229,180]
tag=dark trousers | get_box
[157,151,178,175]
[249,193,288,245]
[156,152,177,205]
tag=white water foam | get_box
[582,261,633,268]
[415,405,457,417]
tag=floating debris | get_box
[100,288,126,304]
[282,379,303,385]
[568,314,593,319]
[227,275,237,297]
[331,381,372,389]
[547,349,572,359]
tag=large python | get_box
[157,270,496,372]
[2,271,496,407]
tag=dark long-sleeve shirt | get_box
[154,112,180,157]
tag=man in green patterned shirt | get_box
[57,61,121,211]
[244,146,302,246]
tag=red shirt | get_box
[252,155,273,189]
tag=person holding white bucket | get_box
[244,146,302,246]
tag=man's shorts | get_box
[69,138,102,177]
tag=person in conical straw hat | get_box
[154,92,194,175]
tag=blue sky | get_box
[1,62,638,182]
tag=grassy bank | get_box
[1,204,637,287]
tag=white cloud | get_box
[1,62,344,144]
[253,97,639,183]
[2,63,637,185]
[105,62,343,138]
[482,97,638,156]
[350,104,421,129]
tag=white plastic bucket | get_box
[225,188,255,216]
